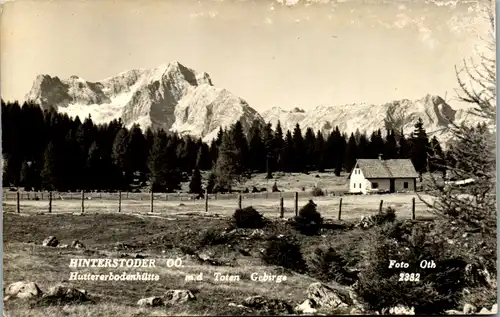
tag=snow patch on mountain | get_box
[261,94,482,143]
[261,106,308,133]
[26,61,261,140]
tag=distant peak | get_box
[422,94,446,104]
[291,107,305,113]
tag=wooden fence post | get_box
[379,199,383,213]
[238,195,242,210]
[118,191,122,213]
[280,197,284,218]
[16,191,20,213]
[126,192,129,199]
[338,198,343,220]
[295,192,299,216]
[49,191,52,213]
[41,192,44,200]
[150,191,154,213]
[205,189,209,212]
[412,197,416,220]
[81,190,85,213]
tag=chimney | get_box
[378,154,383,161]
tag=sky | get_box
[0,0,493,112]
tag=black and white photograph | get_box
[0,0,497,315]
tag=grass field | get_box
[3,210,374,317]
[2,172,439,316]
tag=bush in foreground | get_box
[262,239,307,273]
[293,199,323,235]
[308,247,358,285]
[373,206,396,225]
[355,221,470,314]
[233,206,265,229]
[198,228,230,247]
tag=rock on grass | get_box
[4,281,43,301]
[42,236,59,247]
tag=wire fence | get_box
[2,189,348,202]
[3,189,434,221]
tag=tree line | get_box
[2,100,454,193]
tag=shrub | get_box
[252,186,259,193]
[372,206,396,225]
[189,168,203,194]
[356,221,469,314]
[293,199,323,235]
[233,206,265,229]
[461,286,497,312]
[272,181,280,192]
[262,239,307,273]
[308,247,357,285]
[311,186,324,196]
[199,229,230,247]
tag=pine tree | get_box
[410,118,431,176]
[63,130,84,191]
[87,141,106,190]
[266,157,273,179]
[248,120,265,172]
[214,132,238,191]
[398,130,411,159]
[357,133,370,158]
[148,131,169,192]
[429,136,445,176]
[127,124,147,180]
[304,127,316,170]
[206,172,216,193]
[112,128,131,185]
[281,130,295,172]
[354,128,362,143]
[345,134,358,172]
[314,131,325,172]
[40,141,60,191]
[196,143,212,170]
[273,121,284,171]
[368,129,385,159]
[176,139,190,173]
[384,129,398,159]
[20,160,37,191]
[335,134,347,176]
[189,168,203,194]
[262,122,275,170]
[292,124,305,172]
[164,138,182,192]
[229,121,249,175]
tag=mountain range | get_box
[25,61,483,144]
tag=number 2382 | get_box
[399,273,420,282]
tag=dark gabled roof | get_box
[347,159,419,179]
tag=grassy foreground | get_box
[3,211,372,316]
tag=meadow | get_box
[2,172,438,316]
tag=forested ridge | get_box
[2,100,458,192]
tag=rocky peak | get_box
[25,61,262,141]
